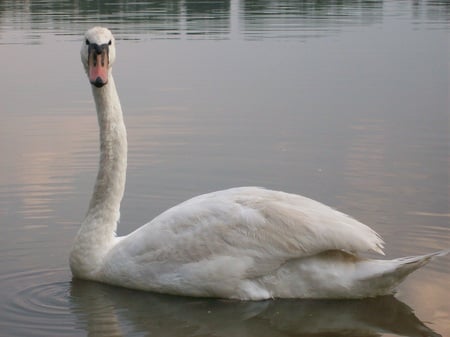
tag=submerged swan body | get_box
[70,27,447,300]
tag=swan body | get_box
[70,27,447,300]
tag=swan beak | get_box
[88,43,109,88]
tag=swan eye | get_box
[85,39,90,45]
[108,40,112,45]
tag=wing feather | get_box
[117,187,384,279]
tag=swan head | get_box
[81,27,116,88]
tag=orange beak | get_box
[88,43,109,88]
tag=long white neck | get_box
[86,74,127,228]
[70,72,127,278]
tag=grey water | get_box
[0,0,449,336]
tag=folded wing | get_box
[117,187,384,280]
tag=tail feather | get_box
[358,250,449,297]
[391,250,448,271]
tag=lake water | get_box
[0,0,449,336]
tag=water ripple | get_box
[0,268,79,337]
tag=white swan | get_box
[70,27,447,300]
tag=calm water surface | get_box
[0,1,449,336]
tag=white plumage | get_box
[70,27,447,300]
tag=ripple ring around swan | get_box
[0,268,77,337]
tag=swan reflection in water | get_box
[70,279,441,337]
